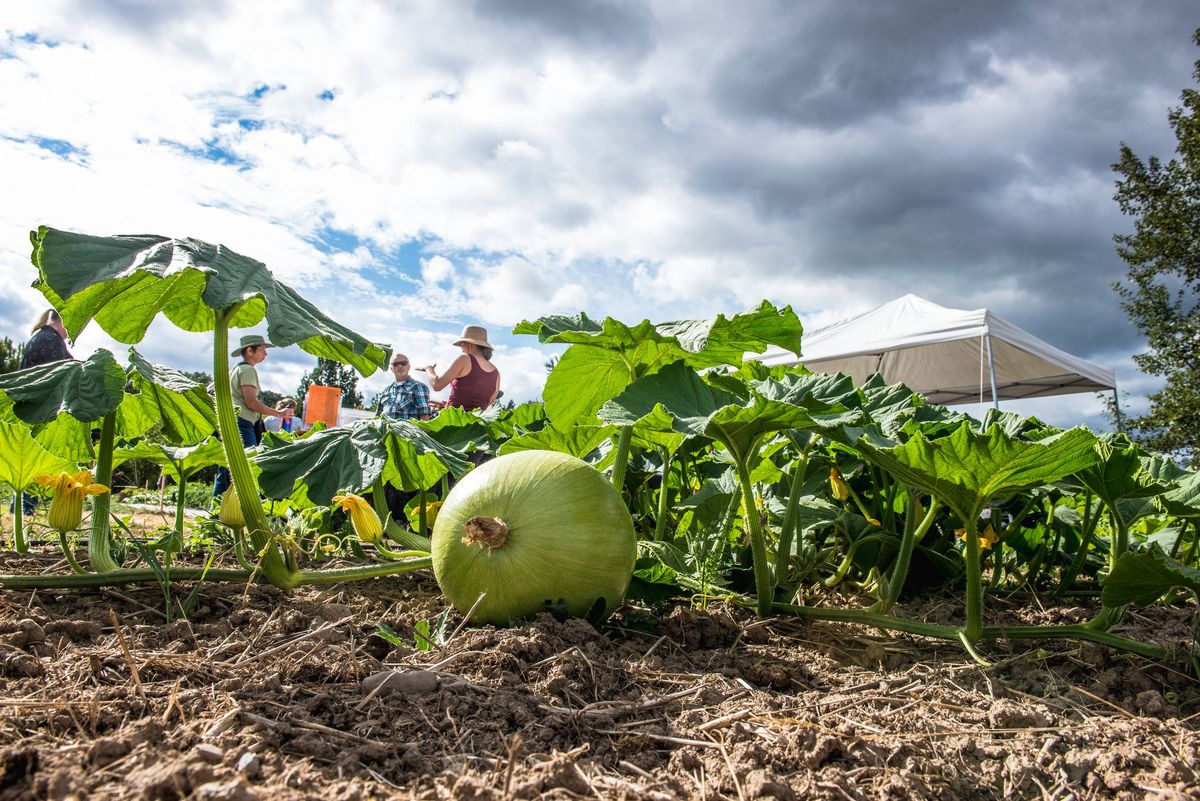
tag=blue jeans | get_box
[213,417,258,498]
[9,493,36,517]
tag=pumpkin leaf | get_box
[124,348,218,446]
[1101,549,1200,607]
[517,301,803,429]
[0,349,125,424]
[30,226,390,377]
[0,420,72,493]
[253,417,470,504]
[855,423,1100,523]
[112,438,228,483]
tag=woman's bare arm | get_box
[426,355,470,392]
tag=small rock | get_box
[236,752,261,779]
[280,610,311,633]
[362,669,440,696]
[88,736,131,766]
[17,619,46,645]
[1135,689,1166,716]
[194,744,225,765]
[194,779,260,801]
[317,603,354,622]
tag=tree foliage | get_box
[1112,28,1200,466]
[0,337,21,374]
[297,357,364,409]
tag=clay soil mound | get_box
[1,550,1199,800]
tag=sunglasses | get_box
[391,360,409,367]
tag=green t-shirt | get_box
[230,363,261,423]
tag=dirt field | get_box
[1,529,1199,801]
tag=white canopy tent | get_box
[760,294,1118,409]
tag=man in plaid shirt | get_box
[376,354,432,420]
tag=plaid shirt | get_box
[377,378,431,420]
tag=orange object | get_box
[304,385,342,427]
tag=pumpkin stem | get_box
[463,517,509,549]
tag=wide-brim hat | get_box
[230,333,277,357]
[453,325,493,350]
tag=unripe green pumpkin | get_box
[431,451,636,625]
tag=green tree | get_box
[297,357,364,409]
[0,337,22,374]
[1112,28,1200,466]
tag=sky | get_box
[1,1,1196,428]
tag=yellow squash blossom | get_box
[36,469,110,533]
[333,492,382,544]
[956,523,1000,550]
[219,486,246,529]
[416,500,442,529]
[829,467,852,501]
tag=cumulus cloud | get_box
[1,0,1197,427]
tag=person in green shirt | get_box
[213,334,292,498]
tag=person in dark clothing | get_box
[20,309,71,369]
[14,310,73,516]
[421,325,501,411]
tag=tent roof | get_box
[760,294,1116,405]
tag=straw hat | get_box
[230,333,277,357]
[453,325,493,349]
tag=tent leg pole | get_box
[1112,387,1124,434]
[985,334,1000,410]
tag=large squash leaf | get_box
[112,438,228,483]
[498,423,616,460]
[253,417,470,504]
[0,420,72,493]
[125,348,218,445]
[600,361,859,459]
[1101,549,1200,607]
[30,226,390,377]
[0,349,125,424]
[515,301,803,429]
[856,423,1100,523]
[1075,435,1173,528]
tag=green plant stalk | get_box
[230,527,257,572]
[822,532,895,588]
[11,492,26,554]
[87,411,120,572]
[768,602,1173,662]
[1111,511,1130,574]
[733,454,774,617]
[610,426,633,491]
[414,485,426,536]
[173,470,187,538]
[56,532,86,574]
[1169,519,1189,559]
[1186,520,1200,565]
[653,447,672,541]
[989,521,1004,589]
[774,455,808,588]
[963,518,984,644]
[212,308,298,589]
[872,493,939,614]
[294,556,432,584]
[370,477,431,551]
[1057,492,1100,597]
[0,566,255,588]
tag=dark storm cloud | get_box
[675,0,1197,367]
[472,0,656,60]
[711,2,1016,130]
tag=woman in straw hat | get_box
[213,334,292,498]
[422,325,501,411]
